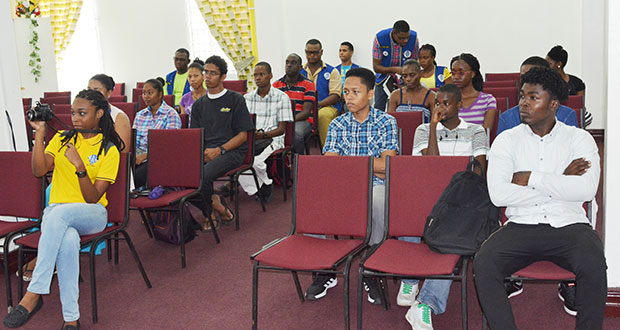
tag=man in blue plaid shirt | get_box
[305,67,399,306]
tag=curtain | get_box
[194,0,257,86]
[39,0,83,60]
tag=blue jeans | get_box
[28,203,107,321]
[399,236,452,315]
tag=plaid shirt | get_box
[372,37,403,67]
[132,101,181,153]
[323,108,398,185]
[244,87,294,150]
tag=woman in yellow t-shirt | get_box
[418,44,453,89]
[3,90,123,330]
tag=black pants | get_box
[474,222,607,330]
[191,149,244,217]
[134,162,148,188]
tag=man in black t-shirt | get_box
[190,55,254,228]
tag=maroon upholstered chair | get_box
[0,152,44,308]
[389,111,424,155]
[484,87,519,108]
[179,113,189,128]
[488,105,501,146]
[136,82,145,88]
[132,88,143,105]
[110,102,138,126]
[40,96,71,105]
[223,79,247,93]
[483,80,517,89]
[357,156,471,330]
[561,95,585,128]
[217,114,265,230]
[111,82,125,96]
[267,120,295,201]
[495,97,509,113]
[251,155,373,330]
[485,73,520,82]
[163,94,174,107]
[129,129,218,268]
[108,95,127,103]
[52,103,71,115]
[304,100,320,154]
[43,91,71,98]
[22,98,31,107]
[15,153,151,323]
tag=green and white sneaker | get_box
[405,301,433,330]
[397,281,419,306]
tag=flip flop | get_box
[218,197,236,226]
[16,261,36,282]
[201,213,221,232]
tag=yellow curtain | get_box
[39,0,83,60]
[194,0,257,86]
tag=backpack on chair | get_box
[423,159,501,255]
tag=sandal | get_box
[16,260,36,282]
[218,197,235,225]
[201,214,221,232]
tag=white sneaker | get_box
[397,281,419,306]
[405,301,433,330]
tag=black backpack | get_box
[423,161,500,255]
[150,202,197,245]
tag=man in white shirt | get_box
[474,67,606,330]
[241,62,294,202]
[402,84,488,330]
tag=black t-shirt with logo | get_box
[190,90,254,152]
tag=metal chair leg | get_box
[357,269,364,330]
[119,230,152,288]
[252,261,259,330]
[291,271,305,302]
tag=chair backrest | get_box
[44,91,71,98]
[111,82,125,96]
[387,156,470,237]
[111,102,137,125]
[53,104,72,115]
[147,128,203,188]
[485,73,520,82]
[179,113,189,128]
[45,114,73,143]
[561,95,584,128]
[22,98,32,107]
[106,152,130,224]
[241,114,257,165]
[484,87,518,108]
[109,95,127,103]
[495,97,509,113]
[0,152,43,219]
[294,155,372,237]
[133,88,143,105]
[389,111,424,156]
[483,80,517,89]
[41,96,71,105]
[136,82,145,88]
[489,109,500,146]
[284,121,294,148]
[223,80,247,93]
[163,94,174,107]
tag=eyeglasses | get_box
[204,70,221,77]
[450,69,471,76]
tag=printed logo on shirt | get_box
[438,74,444,82]
[404,50,412,58]
[323,72,331,80]
[382,51,389,57]
[88,154,99,165]
[220,107,231,113]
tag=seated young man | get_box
[241,62,293,202]
[402,84,487,330]
[304,67,398,303]
[496,56,578,136]
[474,67,606,330]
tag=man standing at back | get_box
[372,20,420,111]
[301,39,342,148]
[165,48,191,106]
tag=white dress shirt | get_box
[487,120,599,227]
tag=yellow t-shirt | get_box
[420,66,451,89]
[172,71,188,106]
[45,132,120,207]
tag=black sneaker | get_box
[558,282,577,316]
[505,280,523,298]
[363,277,383,305]
[305,274,337,300]
[259,184,273,204]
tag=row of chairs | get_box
[0,152,151,323]
[250,155,586,330]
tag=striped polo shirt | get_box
[459,92,496,125]
[412,119,488,157]
[272,75,316,116]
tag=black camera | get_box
[26,102,53,122]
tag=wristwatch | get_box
[75,170,87,178]
[219,146,227,155]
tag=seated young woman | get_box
[132,77,182,188]
[387,59,435,123]
[3,90,124,330]
[179,58,206,123]
[418,44,453,89]
[450,53,497,129]
[87,74,131,150]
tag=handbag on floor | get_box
[150,203,196,245]
[423,160,501,255]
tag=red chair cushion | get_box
[363,239,460,276]
[15,225,121,249]
[130,189,198,209]
[254,235,364,270]
[514,261,575,280]
[0,222,37,237]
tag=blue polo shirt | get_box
[497,104,578,136]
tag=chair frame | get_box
[267,120,295,201]
[251,155,374,330]
[357,156,471,330]
[16,153,152,323]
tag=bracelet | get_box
[75,170,87,178]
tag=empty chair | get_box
[389,111,424,155]
[483,80,517,89]
[52,104,71,115]
[112,82,125,96]
[484,87,518,108]
[40,96,71,105]
[495,97,509,113]
[109,95,127,103]
[43,91,71,98]
[485,73,520,82]
[111,102,137,126]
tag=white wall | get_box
[604,0,619,287]
[94,0,190,101]
[255,0,605,128]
